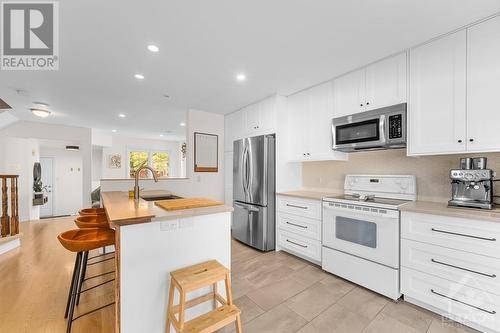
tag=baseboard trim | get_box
[0,235,21,256]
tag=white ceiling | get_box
[1,0,499,139]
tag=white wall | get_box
[101,135,185,179]
[40,147,84,216]
[101,109,225,201]
[0,137,40,222]
[0,121,92,208]
[92,146,103,190]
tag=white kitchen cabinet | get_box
[224,152,233,205]
[333,52,407,118]
[244,97,276,135]
[224,110,245,152]
[467,15,500,152]
[287,82,347,162]
[408,31,467,156]
[365,52,407,111]
[333,69,365,118]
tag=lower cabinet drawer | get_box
[277,212,321,241]
[402,267,500,333]
[277,196,322,220]
[402,239,500,295]
[278,230,321,262]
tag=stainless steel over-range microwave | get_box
[332,103,407,152]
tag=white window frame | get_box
[127,148,171,179]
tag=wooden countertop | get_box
[277,190,342,201]
[101,191,233,227]
[400,200,500,223]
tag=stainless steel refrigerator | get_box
[233,134,275,251]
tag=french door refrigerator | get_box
[233,134,275,251]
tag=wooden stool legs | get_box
[166,269,241,333]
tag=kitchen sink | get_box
[140,195,183,201]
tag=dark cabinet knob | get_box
[360,104,364,107]
[366,102,370,105]
[469,138,474,142]
[458,140,462,143]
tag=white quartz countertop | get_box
[400,200,500,223]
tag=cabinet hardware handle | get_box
[431,228,496,241]
[431,258,496,278]
[286,239,308,248]
[430,289,496,314]
[286,203,308,210]
[366,102,370,105]
[469,138,474,142]
[458,140,462,143]
[286,221,308,229]
[360,104,364,107]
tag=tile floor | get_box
[224,239,478,333]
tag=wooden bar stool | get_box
[73,215,114,306]
[58,228,116,333]
[78,207,106,216]
[166,260,241,333]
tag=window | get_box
[128,150,169,178]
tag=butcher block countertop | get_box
[400,200,500,223]
[101,191,233,227]
[277,190,342,201]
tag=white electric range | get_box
[322,174,416,300]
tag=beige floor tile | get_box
[242,304,308,333]
[363,312,422,333]
[231,275,256,300]
[217,295,265,333]
[231,247,262,264]
[246,277,308,311]
[290,264,330,287]
[381,300,434,332]
[427,318,479,333]
[318,273,356,294]
[336,287,389,320]
[245,264,296,289]
[296,303,371,333]
[285,281,349,320]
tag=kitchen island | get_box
[101,191,233,333]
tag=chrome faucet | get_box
[134,163,159,200]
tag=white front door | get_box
[39,157,54,217]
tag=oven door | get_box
[333,115,386,151]
[322,202,399,268]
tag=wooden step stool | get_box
[166,260,242,333]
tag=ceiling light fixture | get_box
[30,102,51,118]
[236,73,246,82]
[147,44,159,52]
[134,73,145,80]
[179,122,186,127]
[159,134,164,137]
[119,113,126,118]
[111,129,117,133]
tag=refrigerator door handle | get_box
[241,145,248,197]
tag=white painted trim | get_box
[0,238,20,256]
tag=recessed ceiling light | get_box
[147,44,159,52]
[111,129,117,133]
[134,73,145,80]
[236,73,246,82]
[159,134,164,137]
[118,113,126,118]
[30,102,51,118]
[179,122,186,127]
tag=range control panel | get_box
[388,114,403,139]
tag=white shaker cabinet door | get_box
[365,52,407,111]
[257,97,276,134]
[287,90,309,161]
[408,30,467,155]
[333,68,365,118]
[224,110,245,152]
[467,16,500,153]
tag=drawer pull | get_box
[286,221,308,229]
[286,203,308,210]
[286,239,308,248]
[431,228,496,241]
[430,289,496,315]
[431,259,497,278]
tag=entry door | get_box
[39,157,54,217]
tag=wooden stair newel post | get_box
[11,176,19,235]
[1,177,10,237]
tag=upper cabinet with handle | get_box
[287,81,347,162]
[333,52,407,118]
[408,31,467,156]
[408,15,500,156]
[467,15,500,152]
